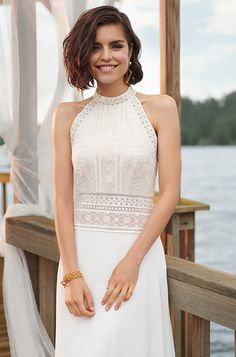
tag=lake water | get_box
[0,145,236,356]
[181,146,236,357]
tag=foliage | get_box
[181,91,236,145]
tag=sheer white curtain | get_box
[0,0,119,355]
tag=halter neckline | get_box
[93,85,136,105]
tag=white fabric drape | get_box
[1,204,55,356]
[0,0,119,355]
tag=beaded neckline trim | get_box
[93,85,136,105]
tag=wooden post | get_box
[160,2,184,353]
[0,173,10,215]
[0,257,10,357]
[39,257,58,344]
[160,0,180,110]
[192,316,210,357]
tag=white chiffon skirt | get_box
[55,228,176,357]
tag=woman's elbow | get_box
[159,188,180,208]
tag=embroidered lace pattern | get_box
[70,86,135,144]
[70,99,97,145]
[70,85,158,232]
[74,193,154,232]
[93,85,136,105]
[70,85,157,151]
[130,96,157,150]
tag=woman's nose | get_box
[100,47,112,61]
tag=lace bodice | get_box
[70,85,158,232]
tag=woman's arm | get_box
[52,103,95,317]
[51,103,79,275]
[125,94,181,264]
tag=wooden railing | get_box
[167,255,236,357]
[4,215,236,356]
[156,193,210,356]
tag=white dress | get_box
[55,85,176,357]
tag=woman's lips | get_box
[96,65,118,72]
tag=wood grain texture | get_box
[168,277,236,330]
[39,257,58,344]
[6,215,59,262]
[0,257,10,357]
[167,255,236,299]
[192,316,210,357]
[160,0,180,109]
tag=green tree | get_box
[181,91,236,145]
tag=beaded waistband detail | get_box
[74,193,154,232]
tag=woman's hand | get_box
[101,256,141,311]
[64,278,95,317]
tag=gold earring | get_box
[124,61,132,85]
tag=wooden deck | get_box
[0,257,10,357]
[4,214,236,356]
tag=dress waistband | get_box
[74,193,154,232]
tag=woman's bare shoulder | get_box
[54,96,93,122]
[135,91,178,131]
[52,96,94,132]
[136,91,176,109]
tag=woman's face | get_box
[89,23,132,86]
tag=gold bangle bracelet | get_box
[61,270,84,287]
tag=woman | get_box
[52,5,181,357]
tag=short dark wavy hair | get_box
[63,5,143,91]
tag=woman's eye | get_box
[112,44,123,49]
[92,44,123,52]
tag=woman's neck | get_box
[96,81,129,97]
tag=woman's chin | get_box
[95,76,124,85]
[95,76,122,85]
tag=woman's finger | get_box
[65,285,94,317]
[114,285,129,310]
[84,288,95,312]
[124,285,134,301]
[104,284,122,310]
[101,282,117,305]
[75,299,95,317]
[65,297,82,316]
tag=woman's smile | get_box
[96,64,118,72]
[89,23,132,87]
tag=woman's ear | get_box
[128,43,133,61]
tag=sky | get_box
[119,0,236,99]
[1,0,236,121]
[36,0,236,118]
